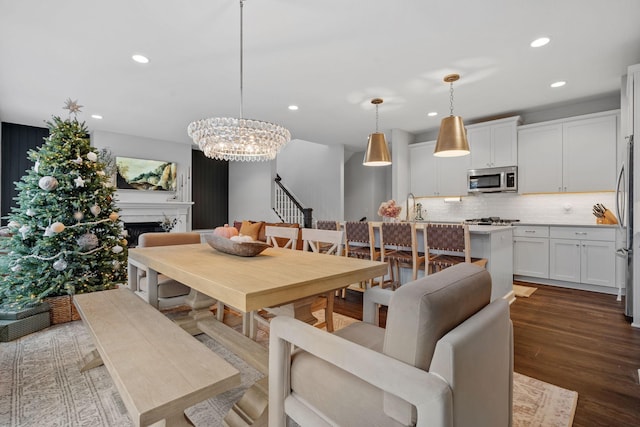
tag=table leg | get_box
[127,261,138,291]
[173,289,217,335]
[147,269,159,309]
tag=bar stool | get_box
[343,221,380,294]
[380,222,425,289]
[425,223,488,273]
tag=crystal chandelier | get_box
[187,0,291,161]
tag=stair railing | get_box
[273,175,313,228]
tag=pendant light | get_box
[187,0,291,161]
[363,98,392,166]
[434,74,470,157]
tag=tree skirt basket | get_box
[44,295,81,324]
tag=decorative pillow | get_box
[239,220,263,241]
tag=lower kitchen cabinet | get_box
[549,238,616,287]
[513,226,549,278]
[514,225,617,292]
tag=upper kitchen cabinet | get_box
[466,116,521,170]
[409,140,470,197]
[518,111,619,193]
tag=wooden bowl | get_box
[203,234,271,257]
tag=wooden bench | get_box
[73,288,240,427]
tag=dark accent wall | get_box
[1,123,49,224]
[191,149,229,229]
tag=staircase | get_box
[273,175,312,227]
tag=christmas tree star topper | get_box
[63,98,83,116]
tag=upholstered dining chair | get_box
[425,223,488,273]
[380,221,425,288]
[134,232,201,308]
[269,263,513,427]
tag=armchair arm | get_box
[269,316,453,427]
[362,287,394,324]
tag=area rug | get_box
[514,283,538,298]
[513,372,578,427]
[0,318,577,427]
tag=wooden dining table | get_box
[128,243,388,335]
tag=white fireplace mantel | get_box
[117,201,194,232]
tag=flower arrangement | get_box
[378,199,402,219]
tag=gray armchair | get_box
[269,263,513,427]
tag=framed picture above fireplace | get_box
[115,156,177,191]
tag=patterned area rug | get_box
[0,314,577,426]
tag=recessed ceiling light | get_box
[91,114,103,120]
[132,54,149,64]
[427,112,438,117]
[550,81,566,88]
[288,105,299,111]
[530,37,550,48]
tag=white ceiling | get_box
[1,0,640,152]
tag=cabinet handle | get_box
[564,187,567,191]
[524,230,536,233]
[558,187,562,191]
[575,232,587,235]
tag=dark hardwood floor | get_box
[333,282,640,427]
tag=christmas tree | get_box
[0,99,128,309]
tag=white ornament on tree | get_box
[87,152,98,162]
[77,233,99,250]
[72,156,83,165]
[18,225,30,239]
[74,176,86,187]
[53,259,68,271]
[34,161,40,173]
[26,208,36,217]
[73,211,84,221]
[111,245,123,254]
[90,205,101,216]
[38,176,59,191]
[43,226,55,237]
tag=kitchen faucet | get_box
[407,192,415,222]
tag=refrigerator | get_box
[618,64,640,322]
[616,134,633,319]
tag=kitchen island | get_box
[369,222,514,302]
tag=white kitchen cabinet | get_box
[409,141,470,197]
[518,111,618,193]
[549,226,616,288]
[466,116,520,170]
[513,226,549,278]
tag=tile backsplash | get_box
[412,192,618,225]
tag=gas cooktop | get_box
[464,217,520,226]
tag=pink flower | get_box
[378,199,402,218]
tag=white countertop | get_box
[516,222,619,229]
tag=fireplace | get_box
[124,222,165,247]
[115,201,194,238]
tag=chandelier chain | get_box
[239,0,244,119]
[375,103,379,132]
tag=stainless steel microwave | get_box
[468,166,518,193]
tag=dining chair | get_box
[380,222,425,289]
[425,223,488,273]
[264,225,299,249]
[301,227,346,331]
[343,221,381,293]
[135,232,201,308]
[252,226,332,337]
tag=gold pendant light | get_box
[434,74,470,157]
[363,98,392,166]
